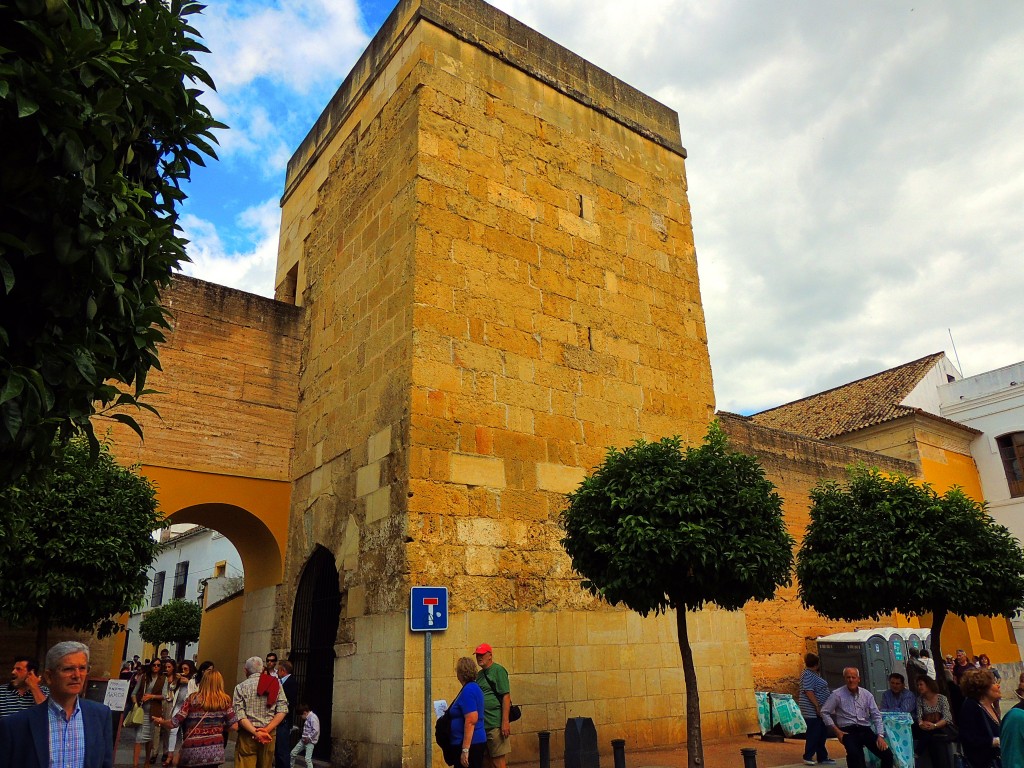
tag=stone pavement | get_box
[553,735,841,768]
[113,731,830,768]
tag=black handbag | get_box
[435,686,465,767]
[481,669,522,722]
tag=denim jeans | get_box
[804,716,829,762]
[290,740,314,768]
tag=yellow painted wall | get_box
[198,594,244,690]
[142,465,290,591]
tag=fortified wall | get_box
[272,1,749,766]
[719,414,917,693]
[104,276,302,673]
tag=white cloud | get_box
[198,0,368,92]
[191,0,370,165]
[178,199,281,298]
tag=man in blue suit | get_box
[0,640,113,768]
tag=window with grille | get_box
[151,572,166,607]
[173,561,190,599]
[997,432,1024,498]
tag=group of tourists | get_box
[442,643,515,768]
[0,643,321,768]
[800,649,1024,768]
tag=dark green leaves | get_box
[0,436,165,635]
[561,421,795,616]
[139,599,202,647]
[0,0,224,481]
[796,465,1024,622]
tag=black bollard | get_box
[539,731,551,768]
[611,739,626,768]
[741,747,758,768]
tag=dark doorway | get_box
[290,546,342,761]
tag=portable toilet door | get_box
[888,632,908,683]
[906,633,922,653]
[865,633,893,705]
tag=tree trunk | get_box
[930,609,947,696]
[677,607,704,768]
[35,614,48,665]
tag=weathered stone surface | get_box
[272,2,727,766]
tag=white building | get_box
[939,360,1024,649]
[938,361,1024,537]
[123,525,243,662]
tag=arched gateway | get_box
[290,547,342,761]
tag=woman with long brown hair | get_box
[132,659,165,768]
[154,670,238,768]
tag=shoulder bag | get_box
[435,686,465,767]
[481,670,521,723]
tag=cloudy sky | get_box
[178,0,1024,414]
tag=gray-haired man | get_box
[233,655,288,768]
[0,641,112,768]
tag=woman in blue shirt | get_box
[450,657,487,768]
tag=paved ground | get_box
[114,731,831,768]
[555,733,840,768]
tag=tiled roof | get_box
[749,352,947,440]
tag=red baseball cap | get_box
[474,643,492,655]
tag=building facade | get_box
[123,526,244,663]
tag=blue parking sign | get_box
[410,586,448,631]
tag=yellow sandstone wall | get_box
[274,2,746,766]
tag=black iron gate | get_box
[289,546,342,761]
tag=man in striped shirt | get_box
[798,653,836,766]
[0,657,49,719]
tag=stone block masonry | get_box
[274,2,742,767]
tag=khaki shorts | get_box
[486,727,511,757]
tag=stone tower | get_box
[273,1,755,765]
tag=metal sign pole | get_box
[425,630,432,768]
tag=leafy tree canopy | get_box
[561,421,794,768]
[562,421,795,616]
[0,435,166,657]
[797,465,1024,622]
[139,598,202,648]
[0,0,225,481]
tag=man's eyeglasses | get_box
[58,665,90,676]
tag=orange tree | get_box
[0,0,224,482]
[797,466,1024,692]
[561,421,794,768]
[0,436,164,659]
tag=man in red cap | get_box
[475,643,511,768]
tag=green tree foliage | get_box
[797,466,1024,689]
[139,599,202,658]
[0,436,165,658]
[0,0,225,481]
[562,421,795,768]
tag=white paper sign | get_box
[104,679,130,711]
[433,699,448,720]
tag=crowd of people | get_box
[800,648,1024,768]
[0,639,517,768]
[0,644,319,768]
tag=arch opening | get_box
[290,546,342,761]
